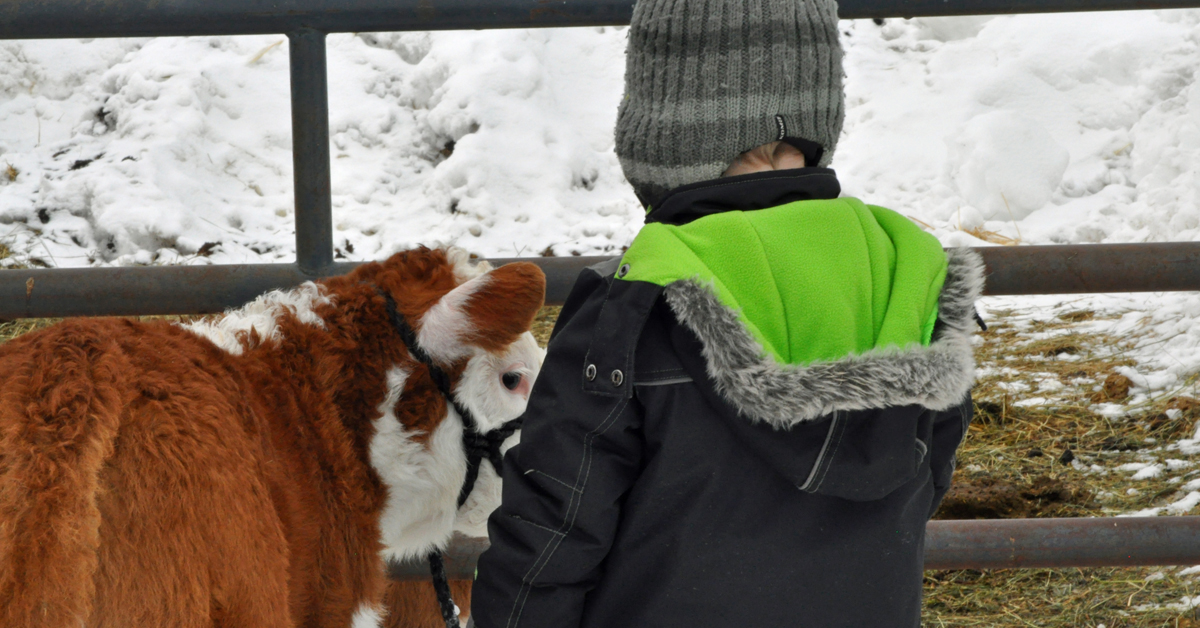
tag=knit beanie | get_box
[615,0,845,206]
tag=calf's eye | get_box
[501,372,522,391]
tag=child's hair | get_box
[722,141,807,177]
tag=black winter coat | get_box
[471,170,983,628]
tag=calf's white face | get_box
[458,331,542,433]
[454,331,543,536]
[369,258,545,562]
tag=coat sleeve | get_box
[927,394,973,518]
[470,268,647,628]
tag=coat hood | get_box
[617,170,983,427]
[663,246,983,428]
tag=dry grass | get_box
[964,226,1022,246]
[4,304,1200,625]
[247,40,284,65]
[925,307,1200,626]
[530,306,560,348]
[946,308,1198,520]
[0,317,62,343]
[0,315,204,345]
[925,567,1200,627]
[0,240,27,269]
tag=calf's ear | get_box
[416,262,545,363]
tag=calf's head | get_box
[360,249,545,561]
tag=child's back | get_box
[470,0,983,625]
[471,173,982,628]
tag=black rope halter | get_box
[378,289,523,628]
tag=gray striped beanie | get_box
[615,0,845,205]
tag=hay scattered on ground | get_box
[0,318,62,343]
[963,226,1022,246]
[0,315,205,345]
[926,305,1200,626]
[0,240,28,269]
[944,308,1200,520]
[530,306,560,348]
[926,567,1200,627]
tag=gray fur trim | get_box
[663,247,985,428]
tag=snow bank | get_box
[0,28,636,268]
[837,10,1200,247]
[944,111,1069,222]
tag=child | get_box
[470,0,984,625]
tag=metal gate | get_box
[3,0,1200,576]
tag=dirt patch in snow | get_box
[936,475,1094,519]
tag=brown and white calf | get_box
[0,247,545,628]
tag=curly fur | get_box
[663,247,985,428]
[0,247,546,628]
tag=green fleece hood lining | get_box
[618,198,948,366]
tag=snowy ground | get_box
[5,12,1200,506]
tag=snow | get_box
[1168,491,1200,514]
[838,11,1200,249]
[943,111,1070,221]
[1125,489,1200,516]
[0,29,636,266]
[1134,464,1165,480]
[1118,462,1166,479]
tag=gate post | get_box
[288,28,335,275]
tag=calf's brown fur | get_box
[0,247,545,628]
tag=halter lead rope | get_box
[377,289,523,628]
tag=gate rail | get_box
[389,517,1200,579]
[3,0,1200,572]
[6,242,1200,318]
[4,0,1196,40]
